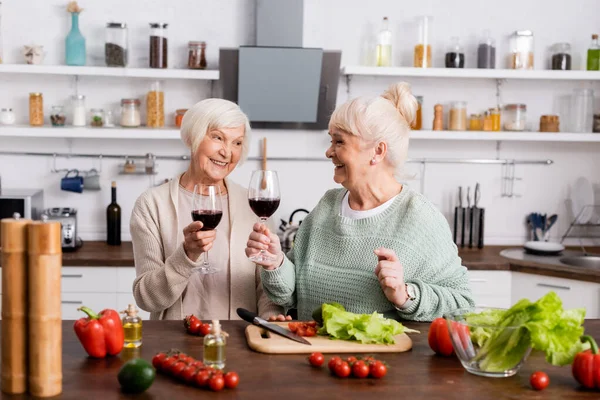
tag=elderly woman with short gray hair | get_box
[131,98,284,321]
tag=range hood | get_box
[219,0,341,130]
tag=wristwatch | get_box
[395,283,416,311]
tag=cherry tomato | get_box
[288,322,298,333]
[334,361,351,378]
[224,371,240,389]
[161,356,178,373]
[184,315,201,328]
[208,375,225,391]
[188,320,202,335]
[194,369,211,387]
[171,361,188,377]
[352,360,370,378]
[530,371,550,391]
[328,356,342,373]
[191,360,204,368]
[304,326,316,337]
[199,323,212,336]
[177,354,192,364]
[369,361,387,379]
[308,352,325,367]
[306,321,318,327]
[181,365,198,383]
[346,356,357,364]
[152,353,167,370]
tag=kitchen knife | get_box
[453,186,462,245]
[472,183,484,249]
[468,186,474,249]
[236,308,311,345]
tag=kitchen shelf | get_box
[341,66,600,81]
[0,64,219,80]
[410,130,600,142]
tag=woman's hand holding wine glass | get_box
[183,221,216,262]
[246,170,281,264]
[245,222,284,270]
[188,184,223,274]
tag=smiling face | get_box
[325,129,373,188]
[192,125,245,184]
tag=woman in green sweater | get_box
[245,82,475,322]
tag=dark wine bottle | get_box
[106,180,121,245]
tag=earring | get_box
[370,158,376,165]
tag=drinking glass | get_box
[191,184,223,274]
[248,170,281,262]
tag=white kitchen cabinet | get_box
[511,272,600,319]
[61,292,118,320]
[61,267,118,293]
[467,270,512,309]
[116,268,136,293]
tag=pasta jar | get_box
[120,99,141,127]
[449,101,467,131]
[411,96,423,130]
[509,30,534,69]
[147,81,164,128]
[29,93,44,126]
[414,16,432,68]
[503,104,527,131]
[175,108,187,128]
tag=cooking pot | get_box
[278,208,309,253]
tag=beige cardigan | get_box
[130,174,283,320]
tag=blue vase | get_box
[65,13,86,66]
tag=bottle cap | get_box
[211,319,221,334]
[122,304,138,317]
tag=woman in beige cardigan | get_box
[130,98,284,320]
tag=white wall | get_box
[1,0,600,245]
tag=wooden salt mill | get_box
[27,218,62,397]
[1,215,31,394]
[261,137,268,190]
[432,104,444,131]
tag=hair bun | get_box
[381,82,418,126]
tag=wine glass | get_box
[248,170,281,263]
[191,184,223,274]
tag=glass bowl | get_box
[444,307,532,378]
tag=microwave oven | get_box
[0,189,44,221]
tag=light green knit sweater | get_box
[260,187,475,322]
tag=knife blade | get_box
[236,308,311,345]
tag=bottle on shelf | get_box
[587,34,600,71]
[203,320,226,370]
[106,181,121,245]
[376,17,392,67]
[445,37,465,68]
[121,304,142,348]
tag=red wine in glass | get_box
[191,210,223,230]
[248,198,280,219]
[191,184,223,274]
[248,170,281,263]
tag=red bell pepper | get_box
[572,335,600,390]
[74,306,124,358]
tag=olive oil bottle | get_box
[121,304,142,348]
[203,320,226,369]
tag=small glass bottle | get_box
[587,34,600,71]
[376,17,392,67]
[121,304,142,348]
[203,320,226,370]
[72,94,86,126]
[445,37,465,68]
[411,96,423,130]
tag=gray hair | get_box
[180,98,251,162]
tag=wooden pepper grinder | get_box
[1,215,31,395]
[433,104,444,131]
[27,218,62,397]
[261,137,268,190]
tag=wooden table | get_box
[1,320,599,399]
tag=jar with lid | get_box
[411,96,423,130]
[570,88,594,133]
[188,41,207,69]
[29,93,43,126]
[509,30,534,69]
[477,30,496,69]
[482,111,493,131]
[105,22,128,67]
[449,101,467,131]
[149,23,168,69]
[90,108,104,127]
[145,153,156,174]
[120,99,141,127]
[104,110,115,127]
[147,81,164,128]
[124,159,136,173]
[489,107,501,131]
[540,115,560,132]
[550,43,571,71]
[445,37,464,68]
[503,104,527,131]
[593,113,600,133]
[175,109,187,128]
[414,16,432,68]
[468,114,482,131]
[50,106,66,127]
[0,108,15,125]
[72,95,86,126]
[376,17,392,67]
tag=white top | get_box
[340,191,399,219]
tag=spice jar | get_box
[104,110,115,128]
[503,104,527,131]
[120,99,141,127]
[90,108,104,127]
[509,30,534,69]
[540,115,560,132]
[105,22,128,67]
[449,101,467,131]
[0,108,16,125]
[593,114,600,133]
[411,96,423,130]
[29,93,43,126]
[147,81,164,128]
[468,114,482,131]
[445,37,464,68]
[432,104,444,130]
[145,153,156,174]
[414,16,432,68]
[175,109,187,128]
[70,95,86,127]
[50,106,66,127]
[550,43,571,71]
[477,30,496,69]
[149,23,168,69]
[490,107,501,131]
[188,41,207,69]
[482,111,493,131]
[124,159,136,173]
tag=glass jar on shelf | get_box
[414,16,432,68]
[0,108,15,125]
[449,101,467,131]
[570,89,594,133]
[188,41,207,69]
[503,104,527,131]
[50,105,66,127]
[175,108,187,128]
[120,98,141,127]
[411,96,423,130]
[149,22,168,69]
[477,30,496,69]
[147,81,164,128]
[550,43,571,71]
[509,30,534,70]
[90,108,104,127]
[104,109,115,127]
[482,111,493,131]
[105,22,128,67]
[593,113,600,133]
[71,94,86,126]
[539,115,560,132]
[29,93,44,126]
[376,17,392,67]
[145,153,156,174]
[468,114,482,131]
[490,107,501,131]
[445,37,464,68]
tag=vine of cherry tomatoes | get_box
[308,353,388,379]
[183,315,212,336]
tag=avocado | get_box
[117,358,155,394]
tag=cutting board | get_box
[244,322,413,354]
